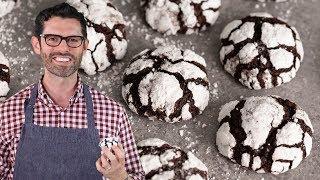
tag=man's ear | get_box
[83,39,89,50]
[31,36,41,55]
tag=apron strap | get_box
[83,84,96,129]
[24,84,39,124]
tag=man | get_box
[0,3,145,180]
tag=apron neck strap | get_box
[24,84,39,124]
[24,83,96,129]
[83,84,96,129]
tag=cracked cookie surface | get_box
[138,138,208,179]
[216,96,313,174]
[142,0,221,35]
[220,12,303,89]
[122,45,209,123]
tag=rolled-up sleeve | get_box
[118,109,145,180]
[0,130,12,180]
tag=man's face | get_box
[31,17,88,78]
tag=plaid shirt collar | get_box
[37,75,84,109]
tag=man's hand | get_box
[96,144,129,180]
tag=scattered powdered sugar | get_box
[81,62,126,98]
[0,15,18,47]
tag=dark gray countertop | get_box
[0,0,319,179]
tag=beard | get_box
[40,51,82,78]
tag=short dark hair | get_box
[34,2,87,38]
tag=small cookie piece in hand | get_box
[0,51,10,102]
[216,96,314,174]
[137,138,208,179]
[220,12,303,89]
[99,137,118,148]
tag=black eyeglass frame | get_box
[39,34,85,48]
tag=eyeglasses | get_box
[40,34,85,48]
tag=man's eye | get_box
[47,36,59,42]
[69,37,80,42]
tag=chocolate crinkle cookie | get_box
[122,45,209,123]
[142,0,221,35]
[67,0,127,75]
[216,96,314,174]
[138,138,208,179]
[0,51,10,102]
[0,0,17,17]
[220,12,303,90]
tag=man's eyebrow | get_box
[42,33,84,37]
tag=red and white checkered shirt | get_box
[0,78,145,180]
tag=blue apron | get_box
[13,84,103,180]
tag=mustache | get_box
[49,52,76,60]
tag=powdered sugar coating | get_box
[0,51,10,102]
[0,0,16,17]
[67,0,127,75]
[138,138,208,179]
[220,12,303,89]
[99,136,118,148]
[122,45,209,123]
[216,96,314,174]
[142,0,221,35]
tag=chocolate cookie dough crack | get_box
[158,69,200,120]
[87,39,103,72]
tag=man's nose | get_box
[55,39,70,50]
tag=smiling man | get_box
[0,3,144,180]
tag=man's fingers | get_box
[112,144,125,165]
[118,143,124,152]
[102,147,118,167]
[96,158,106,174]
[100,151,111,169]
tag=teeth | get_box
[54,57,70,62]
